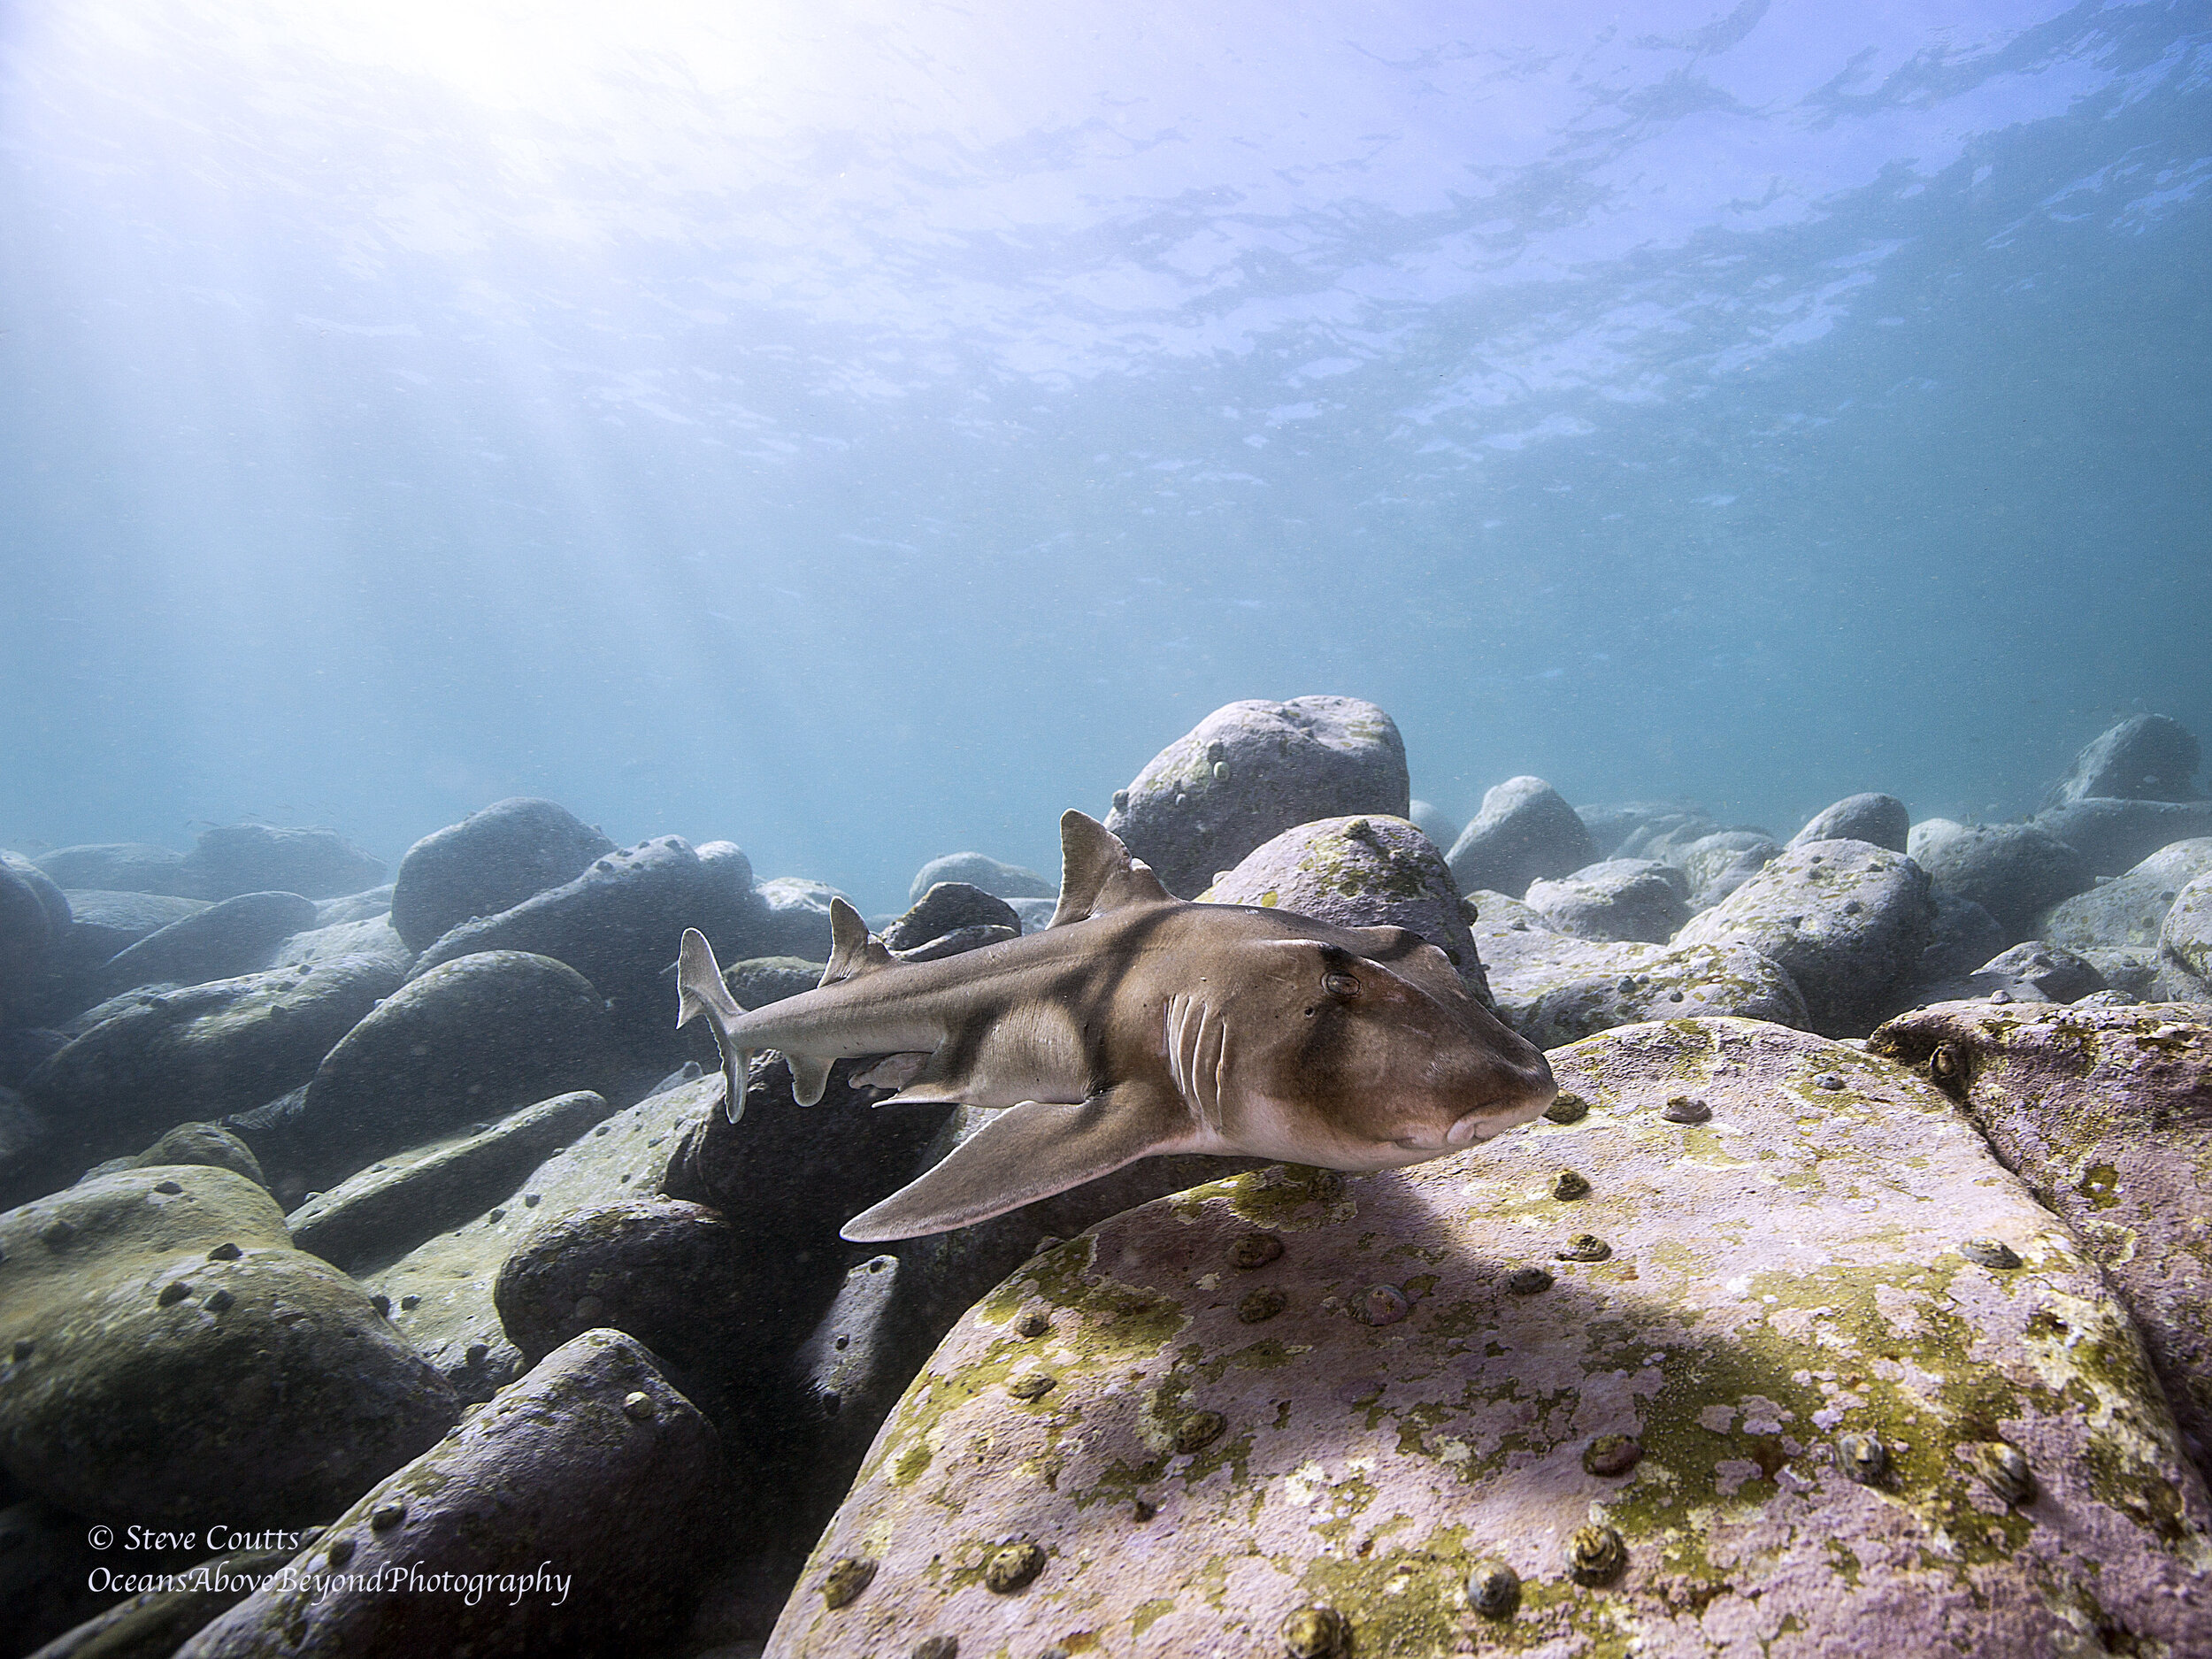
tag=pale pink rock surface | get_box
[770,1018,2212,1658]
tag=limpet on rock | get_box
[1555,1233,1611,1263]
[819,1555,876,1609]
[1016,1311,1050,1338]
[1553,1169,1590,1200]
[1962,1440,2035,1506]
[157,1280,191,1306]
[1465,1559,1520,1618]
[1929,1043,1968,1085]
[1503,1266,1555,1296]
[1565,1524,1627,1585]
[984,1540,1046,1593]
[621,1390,656,1421]
[1351,1284,1410,1325]
[1280,1604,1350,1659]
[1230,1233,1285,1269]
[370,1499,406,1530]
[1836,1432,1889,1485]
[1661,1094,1710,1124]
[1544,1093,1589,1125]
[1007,1371,1056,1401]
[207,1241,242,1261]
[1173,1410,1227,1454]
[1238,1288,1287,1324]
[911,1637,957,1659]
[1961,1237,2022,1269]
[1582,1433,1643,1476]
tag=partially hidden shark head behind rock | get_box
[676,810,1556,1241]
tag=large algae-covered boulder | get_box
[0,1165,457,1527]
[1481,926,1807,1046]
[1871,1000,2212,1476]
[1789,792,1909,852]
[1199,814,1486,995]
[1105,697,1409,899]
[2037,837,2212,950]
[178,1329,724,1659]
[388,796,616,953]
[1908,820,2093,943]
[770,1018,2211,1658]
[1674,839,1932,1034]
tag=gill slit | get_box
[1164,992,1228,1136]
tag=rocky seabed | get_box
[3,701,2210,1657]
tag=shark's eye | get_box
[1322,971,1360,998]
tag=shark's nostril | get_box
[1447,1111,1486,1147]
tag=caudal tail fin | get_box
[676,927,753,1123]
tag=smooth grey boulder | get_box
[752,876,849,962]
[269,912,412,975]
[0,1164,458,1527]
[1523,860,1688,944]
[1201,814,1486,995]
[2048,712,2202,805]
[882,883,1021,955]
[287,1090,616,1275]
[2162,871,2212,986]
[1908,819,2093,942]
[0,859,55,992]
[907,852,1055,906]
[1911,890,2010,988]
[1105,696,1409,898]
[33,843,198,898]
[1446,776,1597,900]
[50,889,207,967]
[2032,797,2212,876]
[695,839,774,957]
[177,1329,723,1659]
[289,951,615,1188]
[2038,838,2212,950]
[94,891,319,997]
[1407,799,1460,853]
[180,824,385,902]
[0,853,69,943]
[2081,947,2164,1002]
[13,956,403,1200]
[1675,839,1934,1035]
[84,1119,269,1190]
[388,797,616,953]
[775,1018,2212,1659]
[315,883,393,925]
[1473,901,1806,1044]
[724,956,826,1008]
[1674,830,1780,910]
[1872,1001,2212,1475]
[1789,792,1909,852]
[1909,941,2110,1008]
[1602,803,1721,861]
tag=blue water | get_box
[3,0,2207,912]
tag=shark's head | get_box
[1215,919,1556,1171]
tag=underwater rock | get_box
[1908,819,2093,943]
[287,950,614,1191]
[93,891,319,998]
[1902,941,2108,1010]
[315,882,394,925]
[0,1164,457,1527]
[2079,946,2165,1002]
[1907,890,2010,991]
[177,1329,723,1659]
[775,1017,2211,1659]
[1200,815,1487,996]
[1,852,70,942]
[1406,799,1460,854]
[1596,803,1721,861]
[0,1497,114,1657]
[1788,792,1910,852]
[409,836,704,1030]
[13,955,403,1200]
[1871,1000,2212,1478]
[2038,838,2212,949]
[179,824,385,902]
[33,843,199,899]
[753,876,852,962]
[2162,871,2212,987]
[0,857,56,994]
[1473,902,1806,1044]
[695,839,774,957]
[909,852,1056,906]
[1006,896,1058,933]
[1445,776,1596,900]
[884,882,1022,955]
[1105,696,1410,899]
[1674,840,1933,1036]
[287,1089,615,1275]
[2048,713,2202,806]
[85,1120,269,1190]
[23,1533,303,1659]
[365,1075,725,1398]
[1673,830,1781,911]
[388,796,616,953]
[1525,860,1688,945]
[723,956,827,1008]
[50,888,208,966]
[269,911,413,975]
[2029,797,2212,876]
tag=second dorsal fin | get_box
[1048,810,1174,927]
[819,897,895,988]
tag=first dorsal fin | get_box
[1048,810,1174,927]
[819,897,895,988]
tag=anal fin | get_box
[841,1082,1191,1241]
[789,1051,834,1107]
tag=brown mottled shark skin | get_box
[676,810,1555,1240]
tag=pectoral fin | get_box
[841,1083,1192,1241]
